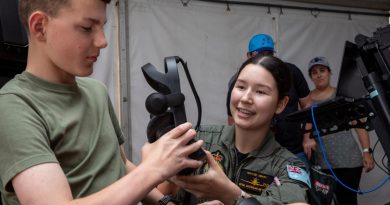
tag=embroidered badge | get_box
[313,180,331,195]
[212,151,224,163]
[238,169,274,195]
[286,165,311,188]
[207,150,225,172]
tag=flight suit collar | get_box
[220,125,281,158]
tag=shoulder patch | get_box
[287,157,307,170]
[286,165,311,188]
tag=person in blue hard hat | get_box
[247,33,275,57]
[227,34,314,167]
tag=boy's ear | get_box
[29,11,48,41]
[275,96,289,114]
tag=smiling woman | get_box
[230,58,290,135]
[157,55,312,205]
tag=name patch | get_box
[238,169,274,195]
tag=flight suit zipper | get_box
[230,147,255,184]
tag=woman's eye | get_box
[236,85,245,90]
[256,90,266,94]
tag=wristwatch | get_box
[363,148,373,153]
[157,195,177,205]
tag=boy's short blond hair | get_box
[19,0,111,32]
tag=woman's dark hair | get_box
[226,55,291,116]
[226,72,238,117]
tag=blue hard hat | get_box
[248,34,274,53]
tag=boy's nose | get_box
[95,30,108,48]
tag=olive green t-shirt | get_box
[0,72,127,204]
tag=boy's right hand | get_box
[141,122,204,182]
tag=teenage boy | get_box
[0,0,203,204]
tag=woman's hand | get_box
[172,151,241,204]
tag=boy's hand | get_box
[141,122,204,181]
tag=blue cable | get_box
[310,105,390,194]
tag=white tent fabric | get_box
[94,0,390,204]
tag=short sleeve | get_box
[0,94,58,192]
[107,96,125,145]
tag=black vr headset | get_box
[141,56,205,175]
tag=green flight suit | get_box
[176,125,309,205]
